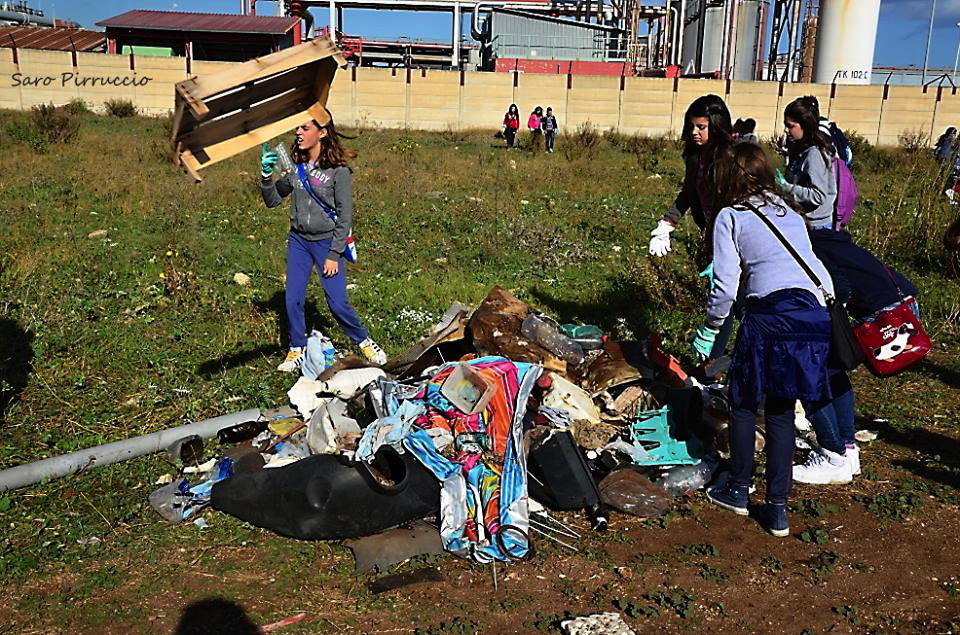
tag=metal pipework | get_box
[0,409,261,493]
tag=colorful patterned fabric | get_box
[402,356,541,562]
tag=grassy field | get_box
[0,107,959,634]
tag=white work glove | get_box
[648,219,676,257]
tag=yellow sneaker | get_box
[358,338,387,365]
[277,348,304,372]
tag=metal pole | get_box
[922,0,937,84]
[954,22,960,80]
[695,0,707,73]
[452,1,461,68]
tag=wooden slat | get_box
[178,147,203,182]
[170,98,187,144]
[192,110,318,174]
[178,38,343,103]
[179,84,316,153]
[175,81,209,118]
[178,63,320,133]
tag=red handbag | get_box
[852,292,930,377]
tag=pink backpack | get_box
[834,159,858,230]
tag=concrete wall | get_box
[2,47,959,145]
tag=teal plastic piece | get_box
[560,324,604,339]
[628,406,704,466]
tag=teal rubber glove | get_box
[260,142,278,178]
[692,325,720,361]
[775,168,787,188]
[699,262,715,290]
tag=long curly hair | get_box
[290,115,356,169]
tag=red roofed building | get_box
[0,25,105,52]
[96,10,301,62]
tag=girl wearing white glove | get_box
[648,94,734,257]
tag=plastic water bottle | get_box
[273,142,296,177]
[656,461,713,497]
[521,313,585,365]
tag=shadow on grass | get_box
[197,290,335,375]
[174,597,260,635]
[917,360,960,390]
[527,277,655,339]
[862,417,960,489]
[197,345,280,377]
[0,317,33,419]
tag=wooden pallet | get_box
[172,37,346,181]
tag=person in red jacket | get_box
[502,103,520,149]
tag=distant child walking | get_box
[260,114,387,372]
[527,106,543,145]
[541,107,558,153]
[502,103,520,149]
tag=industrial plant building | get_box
[0,0,924,88]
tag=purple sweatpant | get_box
[286,231,368,348]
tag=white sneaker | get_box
[358,338,387,365]
[792,448,853,485]
[846,445,861,476]
[277,348,304,372]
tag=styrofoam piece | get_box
[561,612,636,635]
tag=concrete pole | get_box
[922,0,937,84]
[954,22,960,81]
[452,1,461,68]
[329,0,337,35]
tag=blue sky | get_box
[29,0,960,69]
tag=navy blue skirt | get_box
[728,289,832,410]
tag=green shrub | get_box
[2,103,83,154]
[104,98,138,118]
[561,121,602,161]
[30,103,80,145]
[63,98,91,115]
[897,128,929,153]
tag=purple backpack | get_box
[834,158,858,230]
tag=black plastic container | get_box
[527,430,601,511]
[211,446,440,540]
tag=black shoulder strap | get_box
[742,200,833,302]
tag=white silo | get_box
[731,0,768,81]
[812,0,881,85]
[679,0,726,74]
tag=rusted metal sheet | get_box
[0,26,105,51]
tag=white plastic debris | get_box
[561,612,636,635]
[320,367,386,400]
[182,458,217,474]
[287,376,326,419]
[233,272,251,286]
[855,429,879,443]
[543,373,601,424]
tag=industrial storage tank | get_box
[812,0,881,84]
[679,0,725,74]
[731,0,767,81]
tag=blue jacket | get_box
[808,229,917,319]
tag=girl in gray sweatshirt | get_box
[697,142,833,539]
[781,97,838,229]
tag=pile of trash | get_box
[150,287,738,565]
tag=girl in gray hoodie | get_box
[780,97,838,229]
